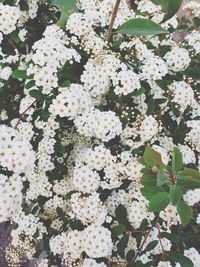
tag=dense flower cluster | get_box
[0,0,200,267]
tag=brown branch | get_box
[14,100,36,129]
[126,229,148,234]
[5,36,19,51]
[107,0,121,42]
[131,227,152,265]
[156,221,165,261]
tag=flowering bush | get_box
[0,0,200,266]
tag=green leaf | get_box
[33,228,39,239]
[146,98,155,115]
[126,250,135,262]
[131,87,146,96]
[117,235,129,259]
[60,80,71,87]
[55,142,65,155]
[148,192,170,212]
[157,170,169,186]
[111,224,125,236]
[194,17,200,27]
[11,69,27,80]
[150,0,169,11]
[25,80,35,89]
[177,176,200,191]
[162,232,184,250]
[117,18,168,36]
[183,67,200,80]
[163,0,183,21]
[115,205,127,225]
[166,251,194,267]
[141,185,162,200]
[143,147,163,167]
[29,90,45,102]
[150,0,183,22]
[52,0,78,27]
[145,240,159,251]
[179,168,200,180]
[177,201,193,227]
[170,185,182,205]
[155,79,173,91]
[172,147,183,174]
[20,0,29,11]
[56,207,65,218]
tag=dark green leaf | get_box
[145,240,159,251]
[115,205,127,225]
[172,147,183,174]
[155,79,173,91]
[69,220,85,231]
[52,0,78,27]
[162,232,184,250]
[33,228,39,239]
[20,0,29,11]
[150,0,169,11]
[29,90,45,102]
[148,192,170,212]
[163,0,183,21]
[170,185,182,205]
[60,80,71,87]
[126,250,135,262]
[183,67,200,80]
[117,235,129,258]
[111,224,125,236]
[157,170,169,186]
[146,98,155,115]
[23,207,30,215]
[177,201,193,227]
[25,80,35,89]
[55,142,65,155]
[194,17,200,27]
[151,0,183,22]
[11,69,27,80]
[118,18,168,36]
[131,87,146,96]
[56,207,65,218]
[166,251,194,267]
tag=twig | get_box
[131,227,152,265]
[126,229,148,234]
[107,0,121,42]
[156,221,165,261]
[14,100,36,129]
[5,36,18,51]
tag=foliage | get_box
[0,0,200,266]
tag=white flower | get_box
[183,189,200,206]
[0,174,22,222]
[164,47,191,72]
[169,81,195,112]
[0,4,20,34]
[83,225,113,258]
[111,64,141,95]
[71,192,107,225]
[184,247,200,267]
[73,165,100,193]
[74,109,122,142]
[0,66,12,80]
